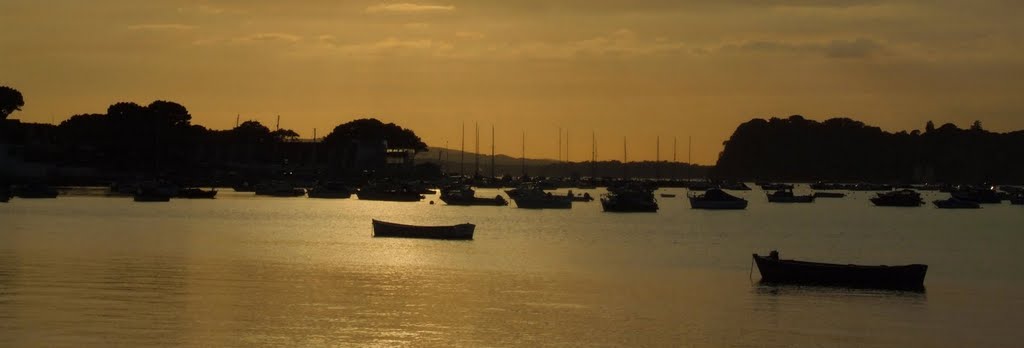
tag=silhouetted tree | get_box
[971,120,984,131]
[925,121,935,133]
[324,118,427,151]
[0,86,25,120]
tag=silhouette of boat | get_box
[232,182,256,192]
[720,182,751,190]
[358,183,424,202]
[1,185,10,202]
[254,181,305,197]
[870,189,924,207]
[176,188,217,199]
[12,184,59,198]
[766,188,815,203]
[951,187,1002,204]
[134,187,172,202]
[601,184,658,212]
[507,184,571,209]
[686,181,715,191]
[1011,193,1024,205]
[753,250,927,291]
[307,182,353,199]
[566,190,594,202]
[660,193,676,198]
[371,219,474,240]
[688,188,748,210]
[933,197,980,209]
[439,185,507,206]
[759,183,793,191]
[813,192,846,198]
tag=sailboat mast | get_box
[673,137,677,180]
[566,130,569,163]
[623,136,628,179]
[491,125,496,179]
[475,122,480,177]
[460,122,465,176]
[521,131,526,177]
[656,136,660,180]
[558,127,562,163]
[591,131,596,178]
[688,136,692,180]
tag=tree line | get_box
[714,115,1024,183]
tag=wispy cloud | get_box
[455,31,486,40]
[723,38,888,59]
[127,24,196,31]
[235,33,303,44]
[366,3,455,13]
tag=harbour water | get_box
[2,187,1023,347]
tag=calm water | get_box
[2,187,1023,347]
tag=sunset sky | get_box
[2,1,1022,164]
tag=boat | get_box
[813,192,846,198]
[307,182,353,199]
[1012,194,1024,205]
[566,190,594,202]
[601,184,658,212]
[686,181,716,191]
[660,193,676,198]
[507,184,571,209]
[753,250,927,291]
[0,185,10,203]
[232,182,256,192]
[133,187,172,202]
[439,185,508,206]
[766,188,815,203]
[852,183,894,191]
[933,197,981,209]
[176,188,217,199]
[12,184,59,198]
[759,183,794,191]
[719,182,752,191]
[371,219,474,240]
[951,187,1002,204]
[688,188,748,210]
[255,181,306,197]
[358,183,424,202]
[870,189,924,207]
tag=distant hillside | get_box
[416,147,710,179]
[714,115,1024,183]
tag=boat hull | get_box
[813,192,846,198]
[753,254,927,290]
[308,191,352,199]
[440,196,508,206]
[933,199,980,209]
[767,195,815,203]
[371,219,474,240]
[176,189,217,199]
[358,192,424,202]
[689,199,747,210]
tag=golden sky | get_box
[2,1,1022,164]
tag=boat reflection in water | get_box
[371,219,475,240]
[753,250,927,291]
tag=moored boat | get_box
[660,193,676,198]
[566,190,594,202]
[1011,194,1024,205]
[255,181,305,197]
[176,188,217,199]
[933,197,981,209]
[759,183,794,191]
[506,184,571,209]
[0,185,10,202]
[813,192,846,198]
[753,250,927,291]
[371,219,474,240]
[439,185,507,206]
[307,182,353,199]
[134,187,172,202]
[951,187,1002,204]
[766,188,815,203]
[601,184,658,212]
[688,188,748,210]
[358,183,424,202]
[870,189,924,207]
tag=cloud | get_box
[455,31,486,40]
[366,3,455,13]
[235,33,303,44]
[725,38,888,59]
[127,24,196,31]
[336,37,439,55]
